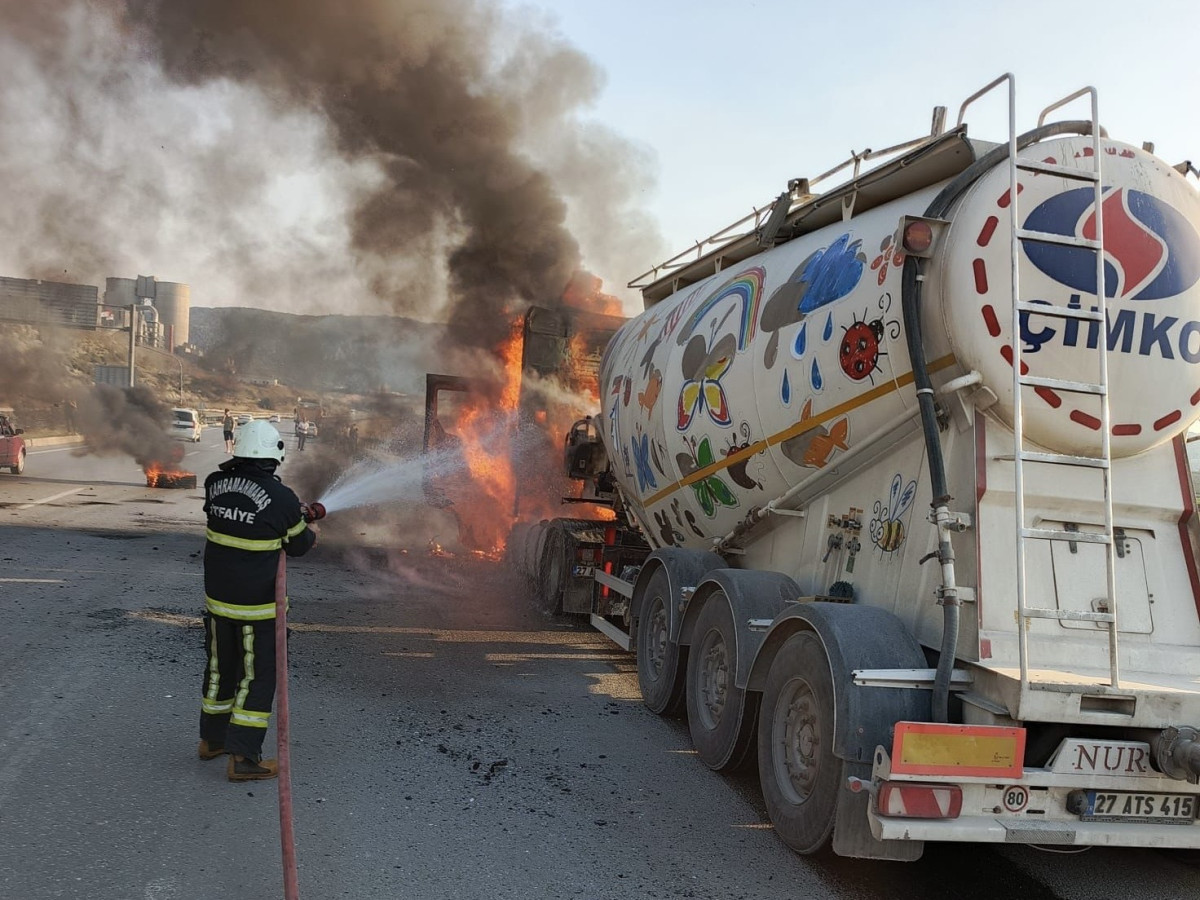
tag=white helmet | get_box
[233,420,286,463]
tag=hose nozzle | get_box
[302,501,327,523]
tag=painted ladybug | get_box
[839,319,884,381]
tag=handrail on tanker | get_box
[626,113,949,293]
[1037,86,1098,129]
[955,72,1014,128]
[956,75,1106,137]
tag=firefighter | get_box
[198,419,316,781]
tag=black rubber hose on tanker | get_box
[904,120,1103,723]
[901,253,956,724]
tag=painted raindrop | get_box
[781,369,792,405]
[823,312,833,342]
[811,358,823,391]
[792,322,807,358]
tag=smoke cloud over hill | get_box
[0,0,663,366]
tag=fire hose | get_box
[274,501,325,900]
[275,551,300,900]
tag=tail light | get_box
[902,220,934,254]
[876,781,963,819]
[898,215,948,258]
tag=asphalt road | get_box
[2,428,1199,899]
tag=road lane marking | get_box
[0,578,65,583]
[14,487,86,509]
[28,445,85,455]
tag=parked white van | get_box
[171,407,203,442]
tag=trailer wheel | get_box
[686,595,758,771]
[537,526,569,615]
[636,568,685,716]
[758,631,838,854]
[11,448,25,475]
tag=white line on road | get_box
[28,445,84,455]
[14,487,86,509]
[0,578,65,583]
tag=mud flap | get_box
[833,760,923,861]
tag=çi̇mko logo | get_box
[1020,188,1200,360]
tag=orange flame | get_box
[499,317,524,411]
[437,278,626,551]
[562,271,624,317]
[144,462,197,489]
[443,318,524,553]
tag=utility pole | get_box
[127,304,138,388]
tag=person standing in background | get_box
[222,409,235,454]
[296,417,308,451]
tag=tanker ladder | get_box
[968,76,1120,692]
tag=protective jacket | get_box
[202,460,316,619]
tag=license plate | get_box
[1079,791,1199,824]
[571,565,595,578]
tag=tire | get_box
[757,631,839,855]
[636,568,686,716]
[686,595,758,771]
[537,526,568,615]
[11,449,24,475]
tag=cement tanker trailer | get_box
[523,77,1200,860]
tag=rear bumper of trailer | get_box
[867,744,1200,849]
[871,811,1200,848]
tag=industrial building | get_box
[0,273,191,351]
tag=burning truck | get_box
[465,77,1200,860]
[423,303,636,567]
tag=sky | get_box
[1,1,1196,319]
[502,0,1200,301]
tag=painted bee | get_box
[870,473,917,554]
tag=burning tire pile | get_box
[145,468,197,489]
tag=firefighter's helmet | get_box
[233,419,286,463]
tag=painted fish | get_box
[638,367,662,413]
[780,398,850,469]
[803,417,849,468]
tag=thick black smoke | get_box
[121,0,592,356]
[0,325,182,469]
[0,2,661,366]
[0,0,665,485]
[78,384,181,469]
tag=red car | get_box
[0,410,27,474]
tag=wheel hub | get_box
[697,631,729,729]
[647,600,668,678]
[777,680,820,801]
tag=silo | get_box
[154,282,190,348]
[104,277,137,307]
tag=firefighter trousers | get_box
[199,613,277,759]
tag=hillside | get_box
[3,306,448,437]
